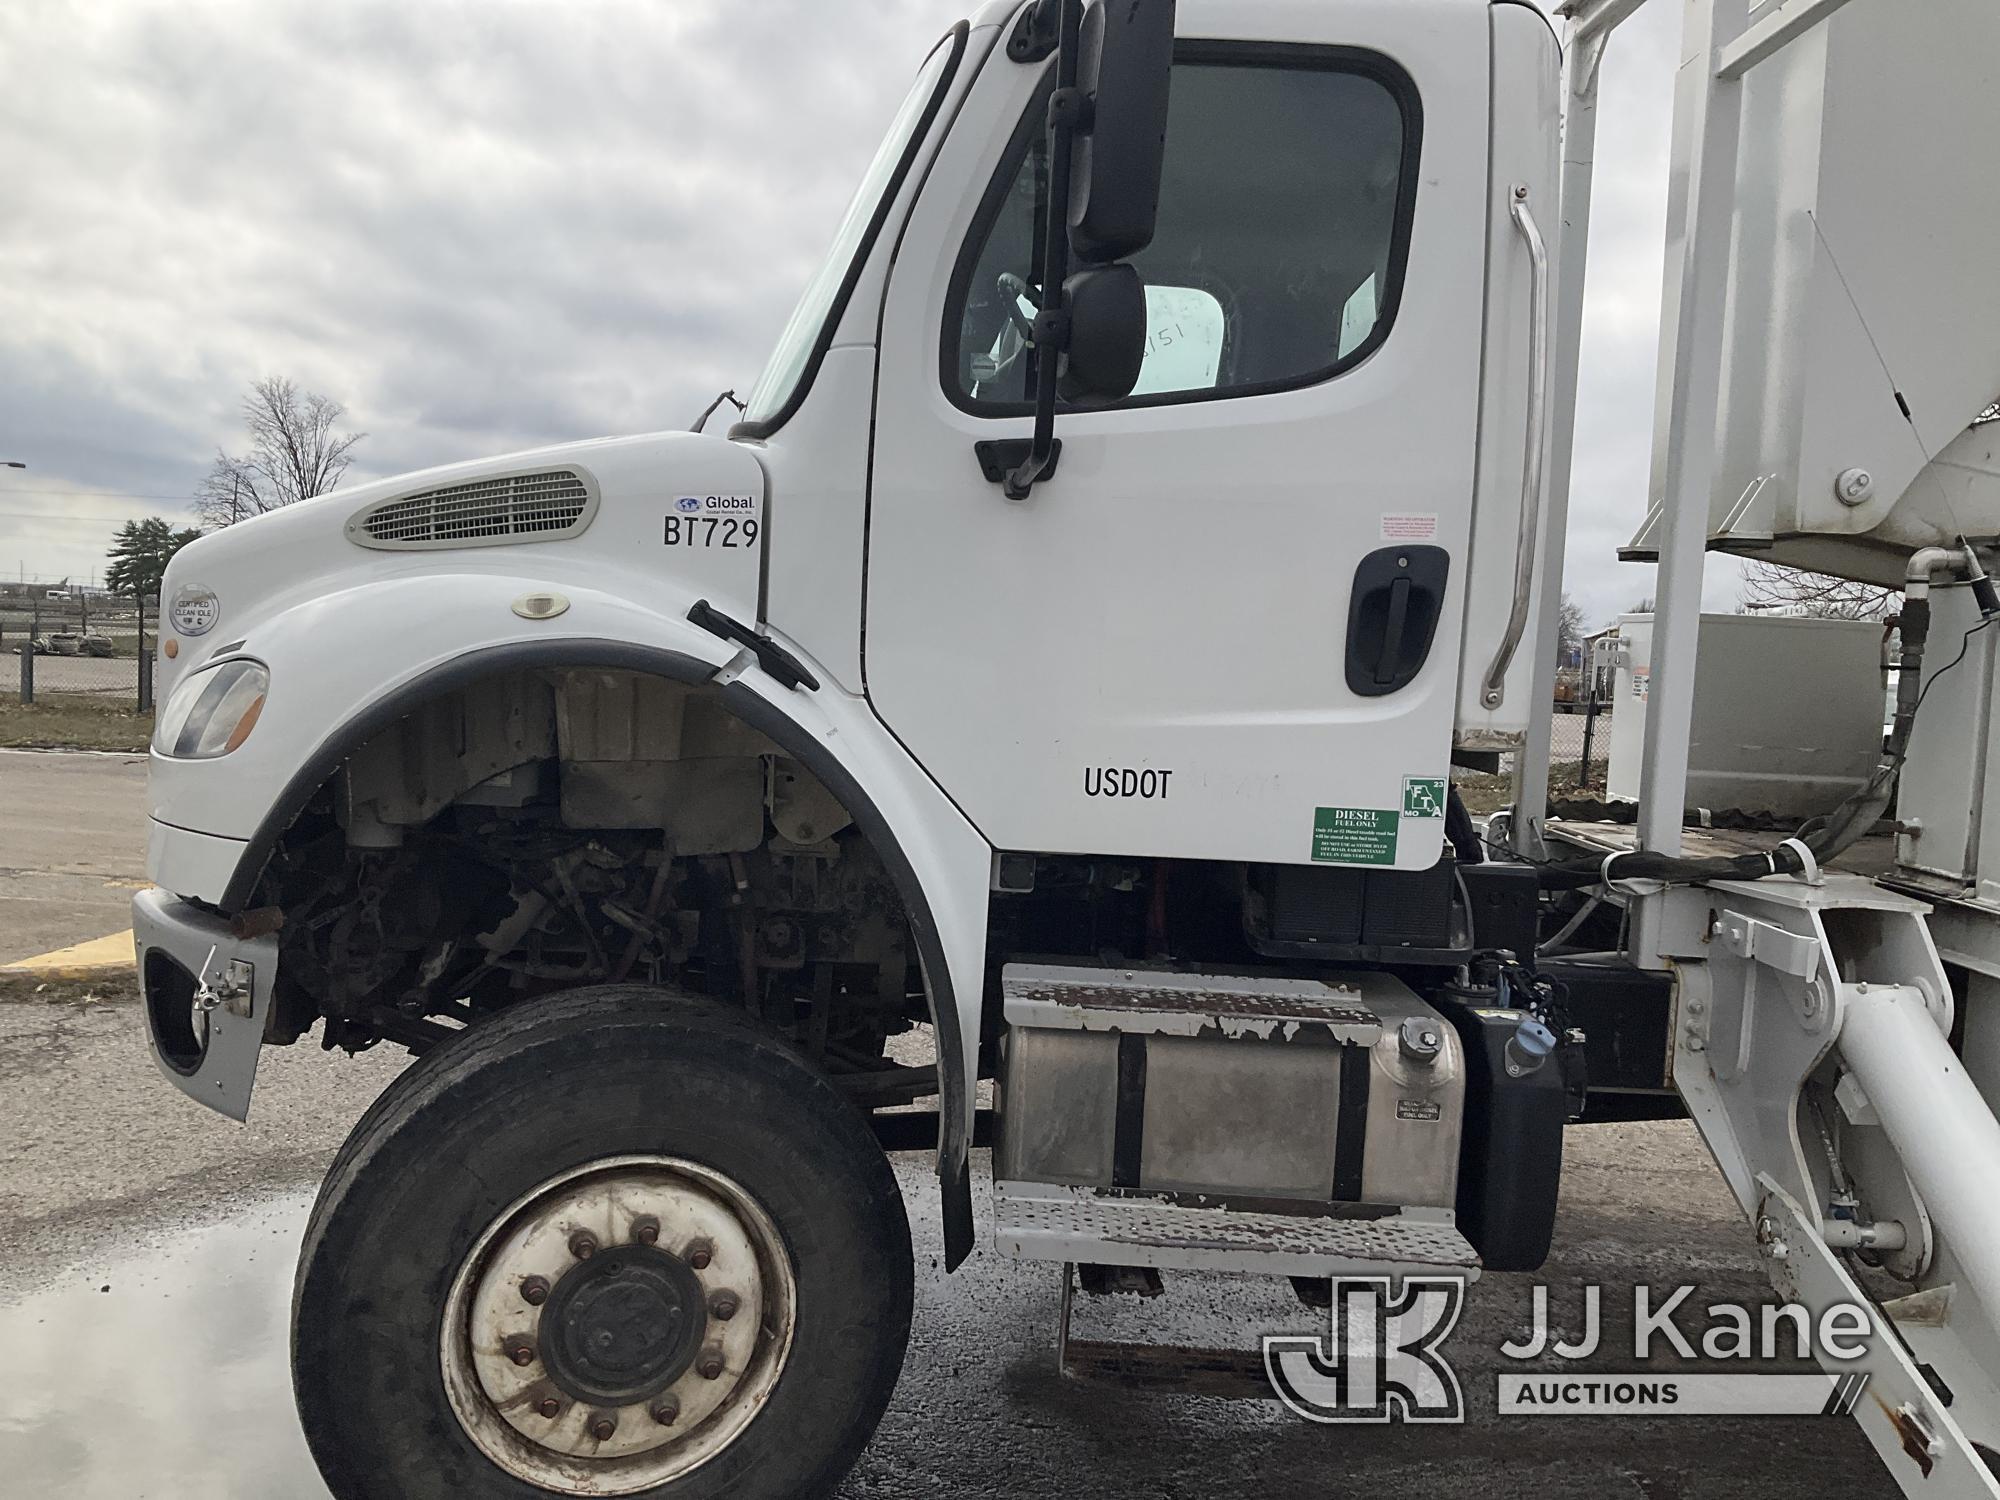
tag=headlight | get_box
[154,659,268,758]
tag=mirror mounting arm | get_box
[1004,0,1085,502]
[1007,0,1062,63]
[1047,84,1095,134]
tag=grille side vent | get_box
[348,467,599,550]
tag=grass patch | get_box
[1453,763,1608,816]
[0,694,152,751]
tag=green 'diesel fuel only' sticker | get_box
[1311,807,1398,866]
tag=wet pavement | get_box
[2,1195,327,1497]
[0,977,1897,1500]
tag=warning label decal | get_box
[1311,807,1399,866]
[1379,513,1439,542]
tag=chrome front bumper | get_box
[133,888,279,1121]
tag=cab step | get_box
[992,1180,1481,1281]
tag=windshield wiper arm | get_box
[690,389,747,434]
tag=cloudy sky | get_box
[0,0,1738,623]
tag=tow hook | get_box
[194,946,256,1020]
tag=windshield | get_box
[737,26,966,434]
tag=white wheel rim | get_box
[440,1154,798,1495]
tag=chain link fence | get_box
[1,593,156,711]
[1549,698,1612,789]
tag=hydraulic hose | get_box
[1535,540,1998,891]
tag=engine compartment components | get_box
[250,669,921,1071]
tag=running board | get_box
[994,1180,1481,1281]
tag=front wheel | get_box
[293,986,913,1499]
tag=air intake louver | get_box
[350,468,597,550]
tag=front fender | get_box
[149,572,740,841]
[149,594,993,1268]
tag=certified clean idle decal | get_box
[168,583,220,636]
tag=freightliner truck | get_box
[133,0,2000,1495]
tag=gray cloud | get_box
[2,0,963,575]
[1,0,1719,622]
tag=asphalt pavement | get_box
[0,750,1898,1499]
[0,748,150,964]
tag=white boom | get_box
[1536,2,2000,1492]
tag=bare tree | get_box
[1553,592,1587,666]
[194,376,365,527]
[1740,560,1895,620]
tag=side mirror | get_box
[1068,0,1175,264]
[1059,264,1146,402]
[999,0,1176,501]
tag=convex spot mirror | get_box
[1068,0,1176,265]
[1059,263,1146,402]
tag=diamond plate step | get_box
[994,1180,1482,1280]
[1002,963,1398,1042]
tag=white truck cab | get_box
[131,0,2000,1496]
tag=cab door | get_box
[864,2,1493,869]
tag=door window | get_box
[946,46,1420,411]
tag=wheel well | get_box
[236,646,969,1181]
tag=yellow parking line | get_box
[1,930,136,978]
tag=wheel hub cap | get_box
[440,1156,797,1494]
[541,1244,708,1406]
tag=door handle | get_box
[1376,577,1412,687]
[1346,545,1450,697]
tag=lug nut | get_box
[568,1231,598,1260]
[632,1216,660,1246]
[698,1351,726,1380]
[506,1339,536,1368]
[710,1292,740,1322]
[651,1398,681,1427]
[519,1275,550,1306]
[536,1396,562,1419]
[687,1242,713,1271]
[590,1415,617,1442]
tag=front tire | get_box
[293,986,913,1499]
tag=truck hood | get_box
[155,430,769,693]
